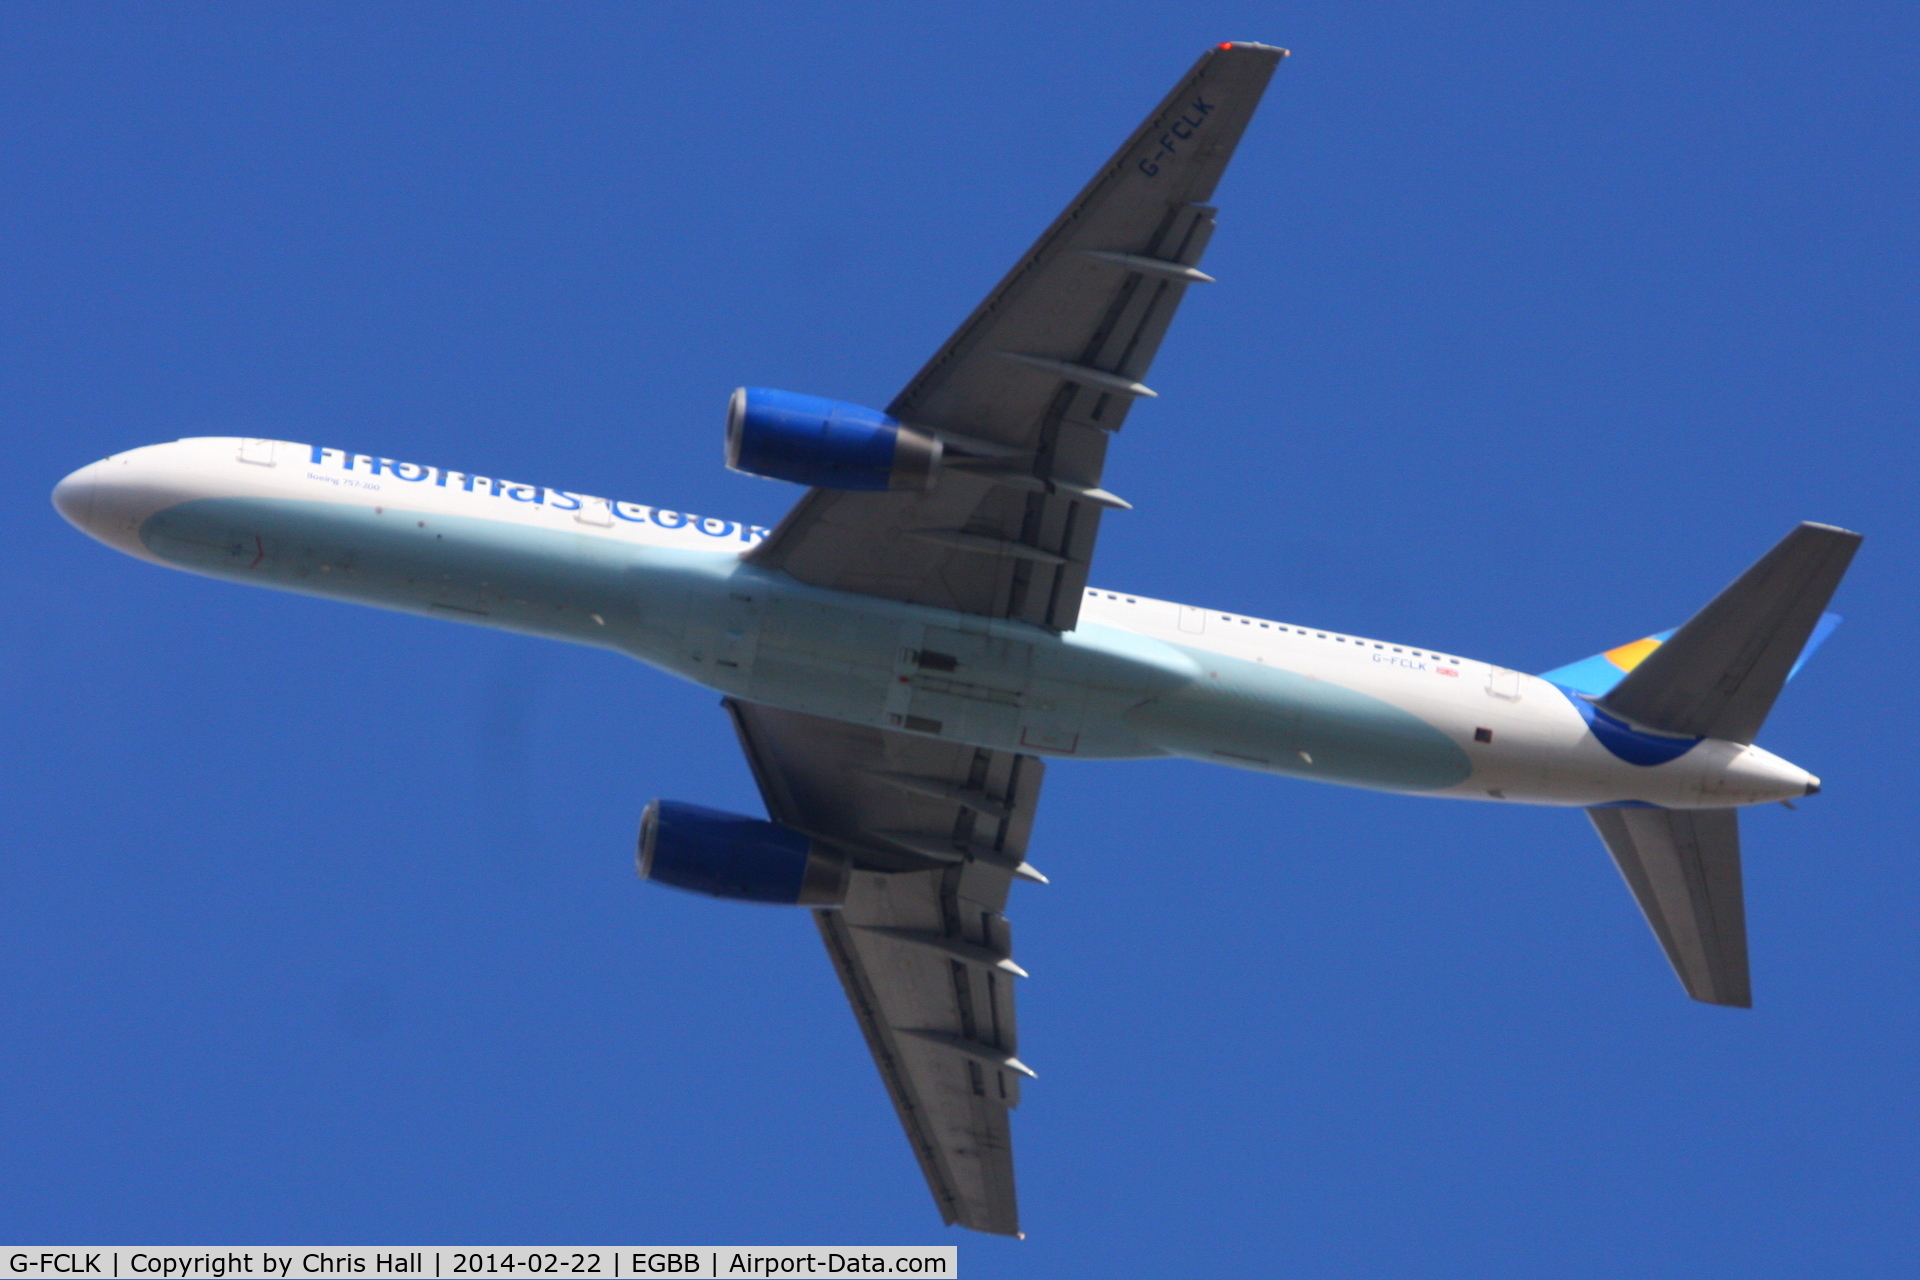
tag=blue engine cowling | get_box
[637,799,849,906]
[725,387,941,491]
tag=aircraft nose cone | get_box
[50,446,172,563]
[51,465,98,532]
[1806,775,1822,796]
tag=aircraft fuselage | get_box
[53,437,1817,810]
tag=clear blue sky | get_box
[5,3,1917,1274]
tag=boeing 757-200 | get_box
[52,44,1859,1236]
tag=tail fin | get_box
[1572,523,1860,1008]
[1587,807,1748,1006]
[1600,523,1860,742]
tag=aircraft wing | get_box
[724,698,1044,1236]
[747,43,1285,634]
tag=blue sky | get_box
[5,2,1918,1274]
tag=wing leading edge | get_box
[749,43,1286,634]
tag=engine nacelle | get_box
[637,799,849,906]
[725,387,941,491]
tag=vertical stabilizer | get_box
[1599,523,1861,742]
[1587,807,1749,1007]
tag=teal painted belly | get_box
[138,496,693,648]
[1123,652,1473,792]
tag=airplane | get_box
[50,42,1860,1237]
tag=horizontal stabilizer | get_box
[1599,523,1861,742]
[1587,807,1748,1007]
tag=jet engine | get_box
[725,387,941,491]
[637,799,849,906]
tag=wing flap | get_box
[895,200,1223,446]
[819,878,1023,1234]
